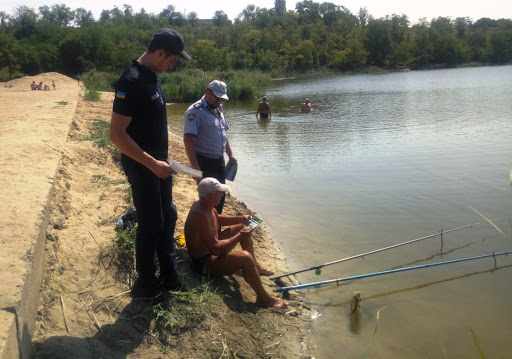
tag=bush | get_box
[82,69,118,91]
[160,69,272,102]
[84,89,100,101]
[81,68,272,103]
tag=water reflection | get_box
[256,118,270,129]
[350,310,362,335]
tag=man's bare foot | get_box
[256,295,288,309]
[257,266,275,276]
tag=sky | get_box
[1,0,510,24]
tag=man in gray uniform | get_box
[183,80,236,214]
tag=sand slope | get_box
[0,73,313,358]
[0,73,81,358]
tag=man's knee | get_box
[239,250,256,266]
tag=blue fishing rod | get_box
[270,219,497,281]
[275,251,512,292]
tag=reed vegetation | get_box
[82,69,272,102]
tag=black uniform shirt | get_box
[113,58,168,160]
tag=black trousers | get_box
[196,153,226,214]
[121,155,179,284]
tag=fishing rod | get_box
[275,250,512,292]
[271,219,498,281]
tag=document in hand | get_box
[248,216,262,230]
[225,161,238,181]
[169,161,203,178]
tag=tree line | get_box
[0,0,511,81]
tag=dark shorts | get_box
[259,113,269,119]
[191,254,212,275]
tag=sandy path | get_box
[0,73,81,357]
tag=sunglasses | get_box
[209,90,226,102]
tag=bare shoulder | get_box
[186,202,216,229]
[187,202,206,221]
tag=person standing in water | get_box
[256,96,272,119]
[301,98,312,113]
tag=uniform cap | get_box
[207,80,229,100]
[197,177,229,198]
[150,28,191,60]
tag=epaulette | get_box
[193,103,202,108]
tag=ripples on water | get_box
[168,66,512,358]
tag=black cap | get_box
[149,28,191,61]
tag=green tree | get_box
[274,0,286,16]
[53,4,75,27]
[295,0,321,24]
[187,12,198,25]
[429,17,466,64]
[59,26,113,74]
[488,30,508,63]
[0,11,9,26]
[328,29,367,69]
[0,30,16,79]
[74,8,95,26]
[190,39,225,70]
[365,18,392,66]
[12,6,38,37]
[213,11,231,26]
[358,7,368,27]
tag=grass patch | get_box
[92,174,127,186]
[56,101,68,105]
[96,214,118,227]
[108,226,137,286]
[92,174,110,183]
[152,281,222,334]
[90,120,111,147]
[84,89,101,101]
[88,119,121,162]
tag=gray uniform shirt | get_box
[184,96,229,158]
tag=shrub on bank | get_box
[81,68,272,103]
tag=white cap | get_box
[207,80,229,100]
[197,177,229,198]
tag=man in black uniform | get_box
[110,28,191,298]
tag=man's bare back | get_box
[184,201,218,262]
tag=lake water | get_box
[168,66,512,358]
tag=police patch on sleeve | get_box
[188,112,195,120]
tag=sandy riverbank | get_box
[0,73,314,358]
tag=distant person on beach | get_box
[31,81,37,90]
[256,96,272,119]
[301,98,312,113]
[110,28,191,299]
[37,82,43,91]
[183,80,235,214]
[184,177,287,309]
[52,80,55,90]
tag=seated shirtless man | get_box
[184,177,287,309]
